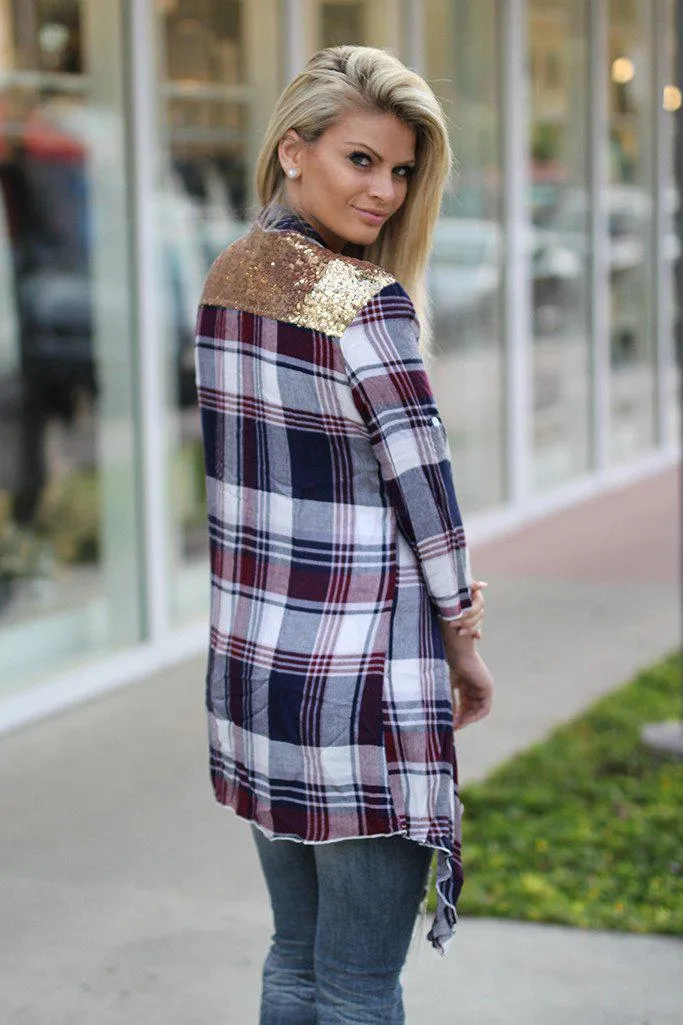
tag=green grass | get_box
[441,653,683,934]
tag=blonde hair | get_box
[255,45,452,343]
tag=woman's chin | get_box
[340,225,382,248]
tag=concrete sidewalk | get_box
[0,466,680,1024]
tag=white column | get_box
[0,0,17,377]
[284,0,314,78]
[502,0,533,507]
[84,0,147,647]
[245,1,285,209]
[122,0,172,643]
[588,0,610,471]
[652,0,674,446]
[403,0,425,72]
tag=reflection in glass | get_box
[159,0,283,619]
[316,0,399,51]
[320,2,366,46]
[0,1,96,655]
[165,0,249,576]
[528,0,591,489]
[0,0,139,690]
[608,0,656,461]
[423,0,505,512]
[664,0,681,443]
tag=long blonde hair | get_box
[255,45,452,342]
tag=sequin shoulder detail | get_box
[200,226,396,337]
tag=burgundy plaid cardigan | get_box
[194,209,473,952]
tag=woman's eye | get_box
[348,151,413,179]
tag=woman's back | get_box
[195,45,493,1021]
[196,209,470,947]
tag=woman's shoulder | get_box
[199,225,411,337]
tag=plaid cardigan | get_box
[195,210,473,952]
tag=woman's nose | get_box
[367,172,396,205]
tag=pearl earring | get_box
[287,168,299,179]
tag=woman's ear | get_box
[278,130,304,177]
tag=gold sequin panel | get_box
[200,227,395,337]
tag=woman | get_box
[195,45,493,1025]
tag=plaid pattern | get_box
[195,217,472,953]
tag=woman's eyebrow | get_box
[344,140,416,165]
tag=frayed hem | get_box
[216,795,461,955]
[426,846,460,954]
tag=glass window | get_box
[0,0,142,695]
[607,0,657,461]
[423,0,506,512]
[528,0,591,490]
[320,2,366,45]
[663,0,681,444]
[315,0,401,50]
[158,0,284,621]
[160,0,405,622]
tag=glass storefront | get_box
[663,0,682,444]
[0,0,679,721]
[0,0,142,695]
[319,1,366,45]
[158,0,282,621]
[423,0,506,513]
[160,0,403,619]
[607,0,657,461]
[528,0,591,490]
[315,1,402,51]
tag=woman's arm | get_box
[339,281,474,623]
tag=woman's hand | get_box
[450,652,494,730]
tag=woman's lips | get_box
[353,207,387,225]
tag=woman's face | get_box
[279,107,417,252]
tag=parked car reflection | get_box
[429,218,502,348]
[531,185,680,351]
[428,214,586,347]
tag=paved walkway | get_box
[0,466,680,1024]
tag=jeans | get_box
[252,826,433,1025]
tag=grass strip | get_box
[439,652,683,934]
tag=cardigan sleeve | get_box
[339,281,472,621]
